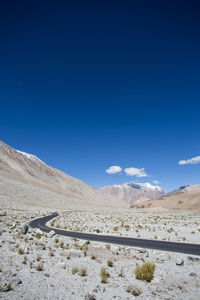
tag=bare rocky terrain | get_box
[1,209,200,300]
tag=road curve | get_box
[29,213,200,256]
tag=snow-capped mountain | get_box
[101,182,166,206]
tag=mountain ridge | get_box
[0,140,123,210]
[132,184,200,210]
[101,181,166,206]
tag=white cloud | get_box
[124,167,147,177]
[106,165,122,174]
[153,180,160,184]
[178,156,200,165]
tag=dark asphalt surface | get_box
[29,213,200,256]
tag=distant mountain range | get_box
[101,182,166,206]
[0,140,199,210]
[132,184,200,210]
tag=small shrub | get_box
[107,260,113,267]
[35,233,42,239]
[80,267,87,276]
[134,262,155,282]
[7,283,12,291]
[36,262,44,271]
[72,267,79,275]
[124,225,130,231]
[22,257,27,264]
[167,227,174,233]
[18,247,25,255]
[74,243,80,249]
[55,237,59,243]
[36,254,41,261]
[100,267,109,283]
[59,241,64,248]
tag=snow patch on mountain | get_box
[15,150,45,164]
[101,182,166,206]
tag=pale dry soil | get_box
[0,209,200,300]
[51,210,200,244]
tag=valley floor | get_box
[0,209,200,300]
[51,210,200,244]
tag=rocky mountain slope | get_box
[169,184,200,195]
[101,182,166,206]
[0,140,122,210]
[133,185,200,210]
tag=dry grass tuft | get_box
[36,262,44,271]
[100,267,109,283]
[7,283,12,291]
[107,260,113,267]
[72,267,79,274]
[35,232,42,239]
[80,267,87,276]
[134,262,155,282]
[18,247,25,255]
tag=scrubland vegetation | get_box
[0,208,200,299]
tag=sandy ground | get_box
[0,209,200,300]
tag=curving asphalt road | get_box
[29,213,200,256]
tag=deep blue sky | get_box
[1,1,200,191]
